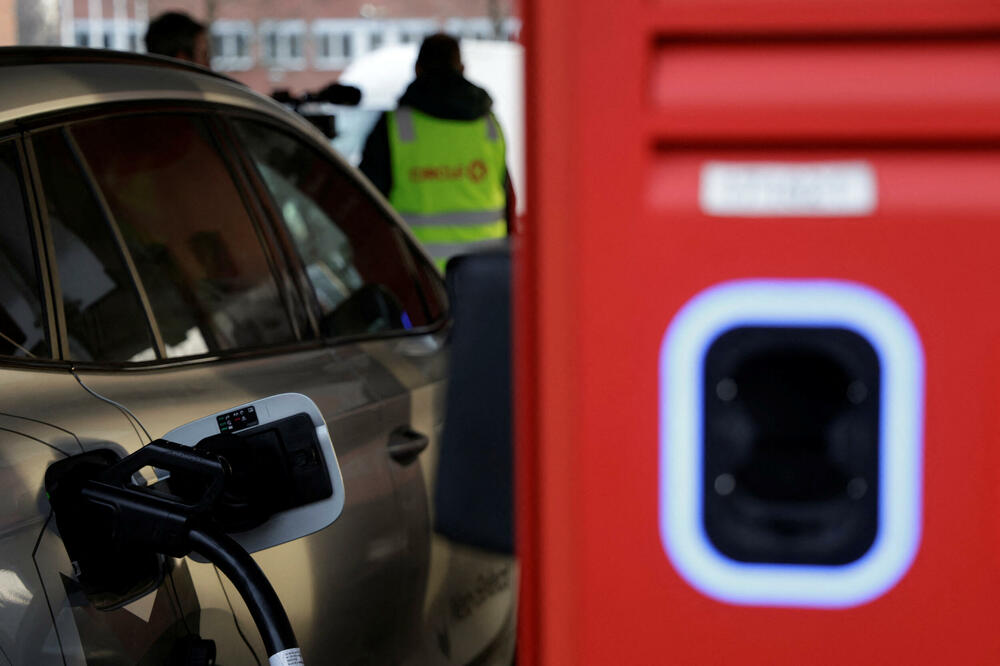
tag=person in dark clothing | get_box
[145,12,211,68]
[359,33,515,267]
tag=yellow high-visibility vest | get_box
[387,106,507,270]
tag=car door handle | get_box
[387,427,429,463]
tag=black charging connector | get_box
[172,413,333,534]
[45,440,227,609]
[43,412,329,664]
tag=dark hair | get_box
[416,33,462,73]
[145,11,205,59]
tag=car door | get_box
[24,107,445,665]
[228,114,516,666]
[227,114,454,662]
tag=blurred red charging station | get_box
[517,1,1000,663]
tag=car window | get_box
[69,113,297,358]
[32,129,158,362]
[0,141,50,359]
[232,118,444,337]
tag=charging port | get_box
[702,326,880,565]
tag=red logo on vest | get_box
[467,160,488,183]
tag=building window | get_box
[211,20,254,71]
[391,19,437,46]
[259,20,307,70]
[72,19,146,52]
[443,17,523,42]
[319,33,351,60]
[456,17,494,40]
[264,31,278,60]
[290,32,304,59]
[312,19,359,70]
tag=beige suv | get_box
[0,47,514,665]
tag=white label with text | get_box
[699,160,877,217]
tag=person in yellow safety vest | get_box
[360,33,515,271]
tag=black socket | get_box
[702,326,880,565]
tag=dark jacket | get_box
[359,69,516,230]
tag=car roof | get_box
[0,46,310,133]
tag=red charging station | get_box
[517,1,1000,663]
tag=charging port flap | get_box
[162,393,345,560]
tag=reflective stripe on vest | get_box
[423,237,509,265]
[387,106,507,268]
[402,209,507,227]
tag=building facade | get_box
[0,0,15,44]
[63,0,519,94]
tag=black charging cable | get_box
[187,527,299,663]
[46,440,305,665]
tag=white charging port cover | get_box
[162,393,345,561]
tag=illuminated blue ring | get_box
[658,279,924,608]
